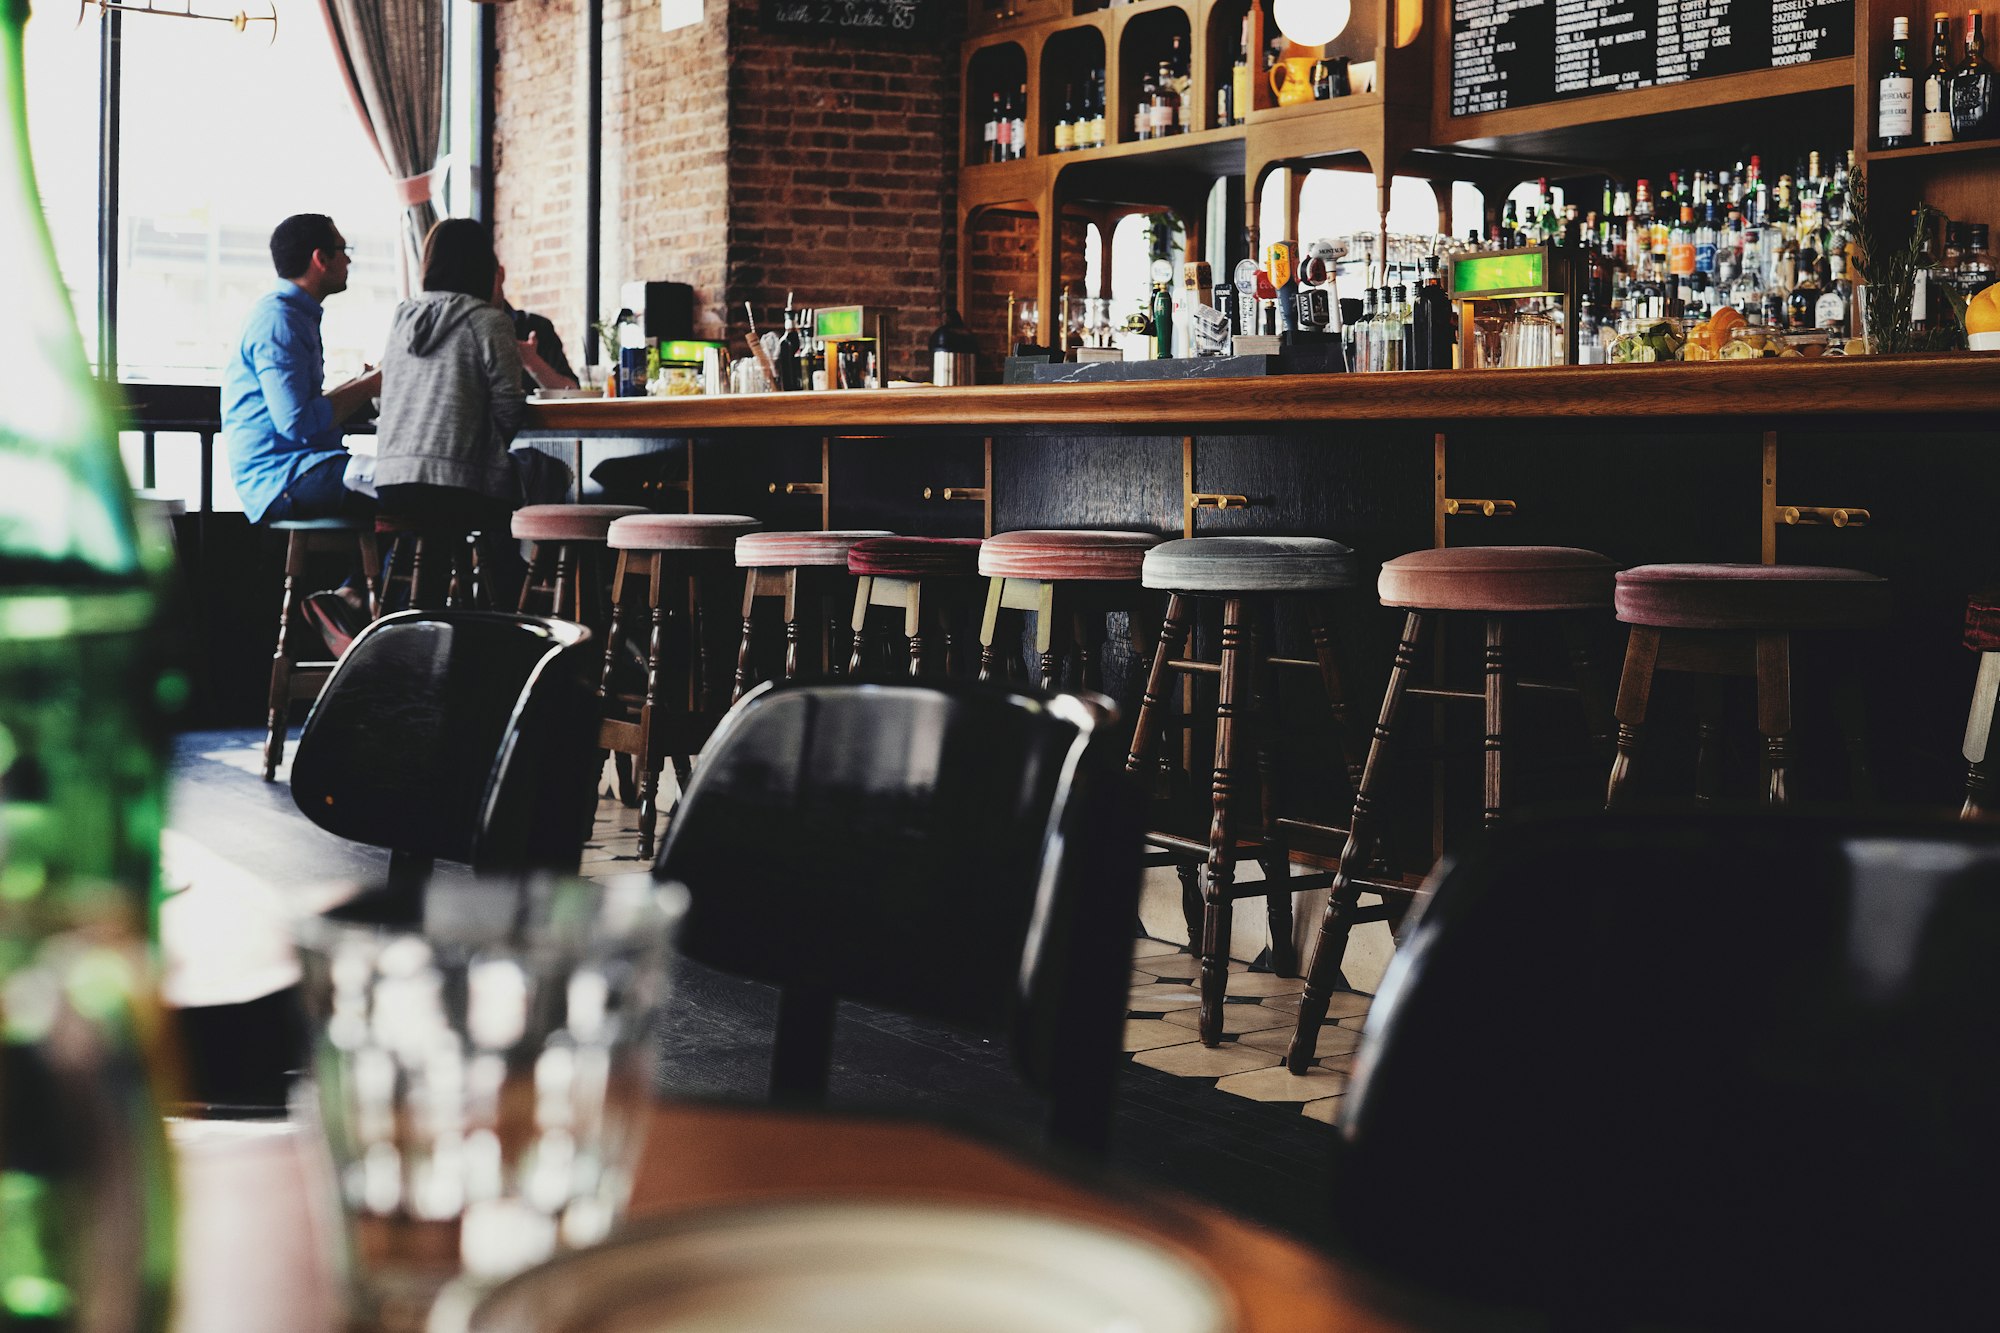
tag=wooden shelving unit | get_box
[956,0,1999,352]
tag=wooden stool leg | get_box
[598,552,639,809]
[848,577,875,677]
[1962,653,2000,820]
[1482,614,1510,830]
[356,532,382,621]
[638,557,668,860]
[263,532,307,781]
[905,581,926,677]
[1125,594,1192,785]
[1604,626,1661,810]
[1035,584,1062,693]
[518,543,547,613]
[1308,600,1365,795]
[1289,611,1426,1073]
[1070,607,1098,694]
[1563,615,1615,752]
[781,569,803,682]
[1197,595,1250,1047]
[1756,630,1793,807]
[977,577,1004,681]
[1693,677,1725,808]
[732,572,760,705]
[552,542,574,620]
[1251,602,1299,977]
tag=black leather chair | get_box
[291,610,603,905]
[652,679,1141,1156]
[1325,814,2000,1332]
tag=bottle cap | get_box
[1893,15,1909,35]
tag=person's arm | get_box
[531,316,577,386]
[325,367,381,423]
[483,312,528,446]
[517,332,577,391]
[251,319,336,443]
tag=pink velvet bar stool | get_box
[846,536,987,678]
[1288,544,1621,1073]
[512,503,646,626]
[975,529,1164,692]
[1603,563,1890,810]
[600,512,762,858]
[729,529,892,701]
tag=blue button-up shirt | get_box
[221,283,348,523]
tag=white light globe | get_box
[1273,0,1350,47]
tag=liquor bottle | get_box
[1411,254,1453,370]
[1,0,179,1321]
[1010,84,1027,158]
[1353,287,1376,372]
[1232,16,1252,126]
[1169,35,1192,132]
[993,90,1014,161]
[1817,250,1852,334]
[776,299,804,391]
[1500,199,1520,249]
[1381,280,1407,371]
[1952,9,1996,139]
[1153,60,1180,138]
[1788,252,1823,331]
[1925,12,1956,143]
[984,91,1002,163]
[1962,223,1996,294]
[1881,18,1916,148]
[1150,281,1173,359]
[1088,71,1107,147]
[1538,181,1560,247]
[1135,69,1155,141]
[1055,84,1076,152]
[1668,205,1697,285]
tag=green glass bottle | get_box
[2,0,178,1325]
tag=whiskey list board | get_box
[1451,0,1854,116]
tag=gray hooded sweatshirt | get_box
[373,291,526,503]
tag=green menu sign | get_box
[1450,250,1549,297]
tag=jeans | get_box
[260,454,375,524]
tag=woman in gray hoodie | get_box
[374,218,558,603]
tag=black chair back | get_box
[290,610,601,886]
[652,679,1141,1155]
[1328,813,2000,1331]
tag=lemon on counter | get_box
[1969,283,2000,350]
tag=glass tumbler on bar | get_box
[293,875,686,1332]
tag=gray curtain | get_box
[318,0,444,291]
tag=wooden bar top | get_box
[525,353,2000,432]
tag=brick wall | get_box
[965,209,1092,382]
[492,0,957,382]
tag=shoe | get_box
[301,590,365,657]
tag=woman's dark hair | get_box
[420,218,498,301]
[269,213,339,279]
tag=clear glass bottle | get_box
[1381,282,1407,371]
[1355,287,1377,372]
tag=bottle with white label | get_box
[1924,11,1955,144]
[1880,16,1916,148]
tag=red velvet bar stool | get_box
[1288,545,1620,1072]
[512,503,646,625]
[729,529,893,702]
[976,529,1164,691]
[1124,536,1368,1046]
[1604,563,1890,810]
[601,512,762,858]
[847,536,987,678]
[1962,592,2000,820]
[262,517,381,781]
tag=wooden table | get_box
[172,1100,1410,1332]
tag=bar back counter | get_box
[524,353,2000,820]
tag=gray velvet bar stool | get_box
[730,529,893,702]
[263,516,381,781]
[1288,544,1620,1072]
[512,503,646,625]
[1124,535,1368,1046]
[975,529,1164,691]
[1603,563,1890,809]
[599,512,761,858]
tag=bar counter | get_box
[526,353,2000,431]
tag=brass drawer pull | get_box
[1444,498,1517,517]
[1190,493,1250,511]
[768,482,826,496]
[1780,505,1868,528]
[925,486,988,501]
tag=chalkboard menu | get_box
[760,0,947,40]
[1451,0,1853,117]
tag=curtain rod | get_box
[77,0,277,41]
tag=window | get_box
[1108,211,1182,319]
[22,9,102,367]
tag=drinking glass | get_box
[1501,310,1560,368]
[293,875,685,1332]
[1015,298,1040,348]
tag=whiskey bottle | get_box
[1924,12,1956,143]
[1153,60,1180,137]
[984,91,1001,163]
[1952,9,1996,139]
[1879,16,1916,148]
[1010,84,1027,159]
[1135,70,1155,141]
[1055,84,1076,152]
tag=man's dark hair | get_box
[420,218,498,301]
[269,214,339,279]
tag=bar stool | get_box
[600,512,762,858]
[375,515,488,612]
[1125,536,1367,1046]
[976,530,1163,691]
[512,503,646,625]
[730,529,892,702]
[1962,592,2000,820]
[262,517,381,781]
[1604,563,1890,809]
[1288,545,1620,1071]
[847,536,986,679]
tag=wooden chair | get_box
[1325,814,2000,1332]
[846,535,986,679]
[263,516,380,781]
[975,529,1163,691]
[1603,563,1889,810]
[1289,545,1619,1072]
[729,529,892,702]
[1124,536,1368,1046]
[651,679,1141,1157]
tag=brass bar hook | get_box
[924,486,988,501]
[1190,493,1250,512]
[1780,505,1870,529]
[1444,498,1518,518]
[768,481,826,496]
